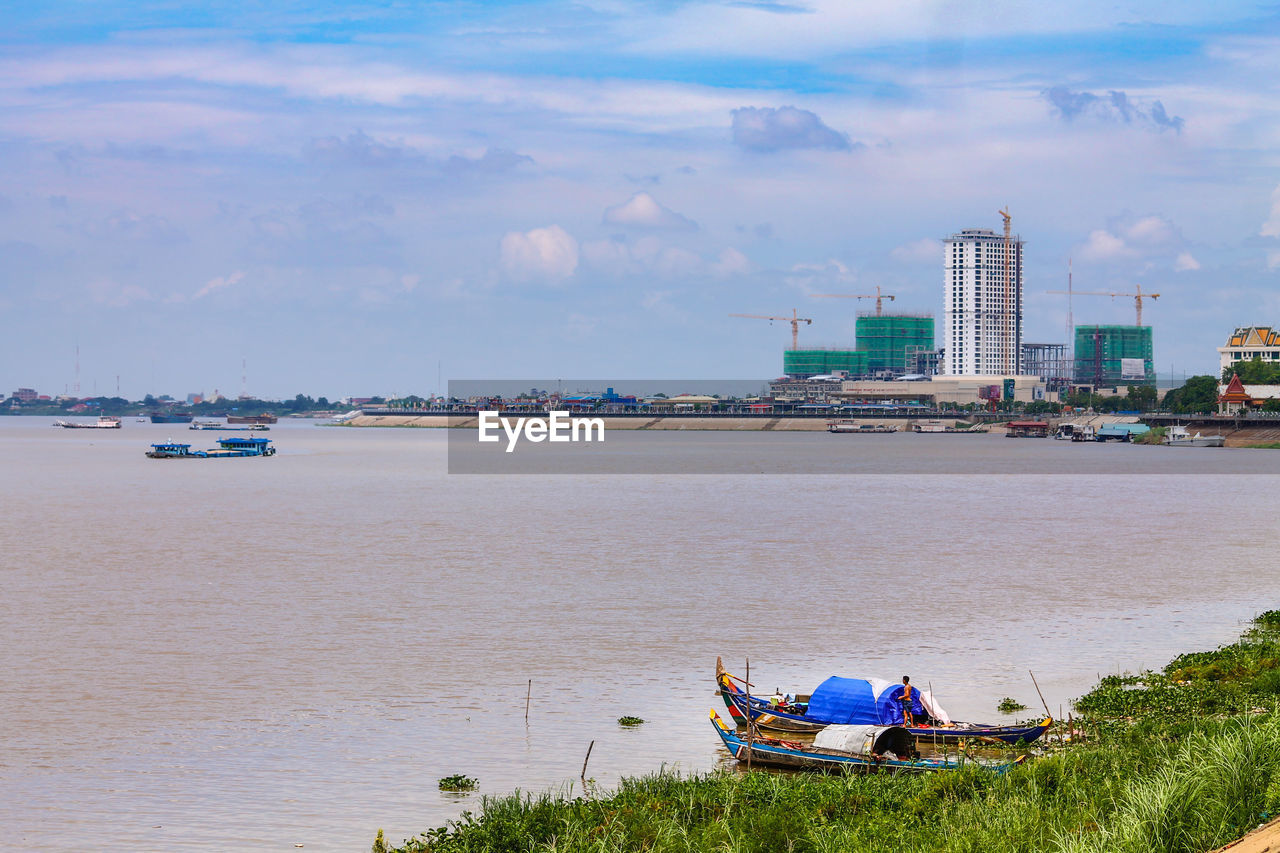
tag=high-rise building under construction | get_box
[1073,325,1155,387]
[943,225,1024,376]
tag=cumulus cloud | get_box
[602,192,698,230]
[1043,87,1184,133]
[194,270,245,299]
[711,247,752,277]
[784,258,856,294]
[730,106,852,152]
[890,238,942,264]
[445,148,533,175]
[499,225,578,282]
[1077,215,1197,271]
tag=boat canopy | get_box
[806,676,952,726]
[813,724,914,757]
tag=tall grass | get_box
[388,612,1280,853]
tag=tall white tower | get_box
[943,227,1024,376]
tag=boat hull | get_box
[709,711,1017,774]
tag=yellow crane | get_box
[811,285,896,316]
[1045,283,1161,326]
[730,309,813,350]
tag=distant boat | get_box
[145,436,277,458]
[149,412,194,424]
[54,416,121,429]
[1164,425,1225,447]
[189,421,269,431]
[226,414,277,424]
[827,420,897,433]
[710,710,1023,774]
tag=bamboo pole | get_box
[525,679,531,725]
[1028,670,1052,721]
[745,657,753,771]
[581,740,595,792]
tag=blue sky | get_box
[4,1,1280,399]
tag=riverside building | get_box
[943,227,1024,376]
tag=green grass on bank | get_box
[383,612,1280,853]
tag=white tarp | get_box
[919,690,952,725]
[813,724,883,754]
[1120,358,1146,381]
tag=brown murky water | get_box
[3,418,1278,851]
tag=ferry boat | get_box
[226,414,278,425]
[54,415,121,429]
[145,436,277,458]
[189,421,270,431]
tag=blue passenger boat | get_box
[146,436,277,459]
[710,710,1023,774]
[716,659,1051,745]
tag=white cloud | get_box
[1078,229,1135,261]
[890,238,942,264]
[1267,251,1280,270]
[1124,215,1176,247]
[1174,252,1200,271]
[711,247,751,277]
[499,225,578,283]
[1262,183,1280,238]
[784,258,856,295]
[602,192,698,230]
[194,270,245,299]
[87,278,151,307]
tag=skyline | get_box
[5,2,1280,399]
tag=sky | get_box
[4,1,1280,400]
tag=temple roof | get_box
[1226,326,1280,348]
[1219,373,1251,403]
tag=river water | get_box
[3,418,1278,851]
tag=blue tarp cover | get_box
[807,676,927,725]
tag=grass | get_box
[387,612,1280,853]
[617,716,646,727]
[996,698,1028,714]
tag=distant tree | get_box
[1162,375,1219,413]
[1262,398,1280,412]
[143,394,157,406]
[316,396,330,408]
[1223,357,1280,385]
[1024,400,1061,415]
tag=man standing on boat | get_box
[899,676,915,726]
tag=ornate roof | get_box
[1219,373,1251,403]
[1226,326,1280,348]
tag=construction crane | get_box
[998,207,1014,376]
[1045,283,1161,326]
[811,286,896,316]
[730,309,813,350]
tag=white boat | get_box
[1054,423,1081,440]
[1163,425,1225,447]
[54,415,121,429]
[1070,424,1097,442]
[828,420,897,433]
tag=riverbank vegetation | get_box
[385,614,1280,853]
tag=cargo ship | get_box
[145,436,276,458]
[54,416,121,429]
[226,414,277,424]
[149,411,194,424]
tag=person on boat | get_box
[899,676,915,726]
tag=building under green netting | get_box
[783,348,868,378]
[855,314,935,373]
[1073,325,1155,386]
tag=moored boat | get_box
[716,659,1051,745]
[1163,425,1225,447]
[710,710,1023,774]
[827,420,897,433]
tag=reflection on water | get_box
[2,418,1277,851]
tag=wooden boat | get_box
[716,659,1051,744]
[710,710,1023,774]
